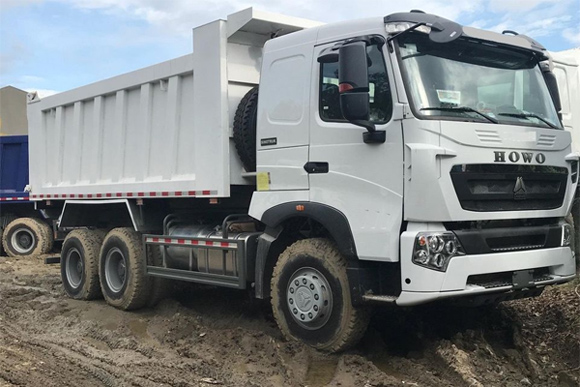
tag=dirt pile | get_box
[0,254,578,387]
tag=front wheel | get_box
[271,238,370,352]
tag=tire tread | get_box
[62,229,104,300]
[99,228,149,311]
[233,87,259,172]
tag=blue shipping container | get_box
[0,135,29,201]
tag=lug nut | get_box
[289,287,294,294]
[310,284,314,290]
[300,314,305,320]
[289,298,293,304]
[314,294,319,300]
[294,280,299,286]
[308,313,313,318]
[302,279,307,284]
[313,305,318,311]
[293,308,298,314]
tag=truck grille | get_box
[450,164,568,212]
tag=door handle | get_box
[304,162,329,174]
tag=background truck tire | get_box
[61,229,105,300]
[271,238,370,353]
[233,86,258,172]
[99,228,150,310]
[0,215,18,256]
[1,217,53,257]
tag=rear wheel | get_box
[1,217,53,257]
[271,238,370,352]
[99,228,150,310]
[146,245,172,307]
[61,229,105,300]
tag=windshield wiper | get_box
[421,106,499,124]
[497,113,559,130]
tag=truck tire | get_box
[233,86,258,172]
[61,229,105,300]
[146,245,172,307]
[568,199,580,267]
[1,217,53,257]
[1,215,18,256]
[99,228,150,310]
[271,238,370,352]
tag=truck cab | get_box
[249,11,576,309]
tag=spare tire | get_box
[233,87,259,172]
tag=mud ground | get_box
[0,254,578,387]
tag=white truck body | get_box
[27,9,321,200]
[25,9,578,352]
[551,49,580,151]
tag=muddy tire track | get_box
[0,254,578,387]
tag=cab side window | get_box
[320,44,393,123]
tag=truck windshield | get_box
[396,33,562,129]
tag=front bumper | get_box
[398,229,576,306]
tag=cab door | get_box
[255,37,314,191]
[308,40,404,262]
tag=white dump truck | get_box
[551,49,580,252]
[27,9,577,352]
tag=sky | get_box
[1,0,579,97]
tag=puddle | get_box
[128,319,150,340]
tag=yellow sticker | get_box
[256,172,270,191]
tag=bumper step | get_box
[362,294,398,303]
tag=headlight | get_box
[412,232,465,272]
[561,223,572,247]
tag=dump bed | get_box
[0,135,29,202]
[27,9,320,201]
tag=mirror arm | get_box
[386,22,427,44]
[352,120,385,144]
[351,119,376,133]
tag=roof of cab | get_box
[265,10,549,60]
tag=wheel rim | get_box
[65,247,83,288]
[286,267,333,330]
[104,247,127,293]
[11,228,36,254]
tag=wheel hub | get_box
[117,261,126,281]
[65,247,84,289]
[105,247,127,293]
[287,268,333,330]
[11,228,35,254]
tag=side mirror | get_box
[338,41,385,143]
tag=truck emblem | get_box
[494,151,545,164]
[513,177,527,200]
[296,289,312,309]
